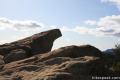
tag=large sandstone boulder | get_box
[30,29,62,55]
[0,29,62,63]
[39,45,102,61]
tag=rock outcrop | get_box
[0,45,113,80]
[0,29,62,63]
[39,45,102,62]
[0,29,117,80]
[0,54,112,80]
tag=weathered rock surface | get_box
[0,29,117,80]
[0,45,114,80]
[4,49,27,63]
[0,54,112,80]
[39,45,102,62]
[0,29,62,63]
[0,55,4,70]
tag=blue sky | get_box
[0,0,120,50]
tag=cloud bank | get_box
[85,15,120,37]
[0,15,120,38]
[0,17,43,30]
[61,15,120,37]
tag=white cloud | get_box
[0,15,120,40]
[74,26,92,34]
[60,26,73,32]
[0,17,44,30]
[101,0,120,10]
[84,20,97,25]
[60,26,105,37]
[60,15,120,37]
[92,15,120,37]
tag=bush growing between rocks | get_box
[112,44,120,72]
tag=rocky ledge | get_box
[0,29,117,80]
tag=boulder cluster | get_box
[0,29,117,80]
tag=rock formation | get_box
[0,29,118,80]
[0,29,62,63]
[38,45,102,62]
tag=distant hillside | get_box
[103,49,115,55]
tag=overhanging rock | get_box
[0,29,62,63]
